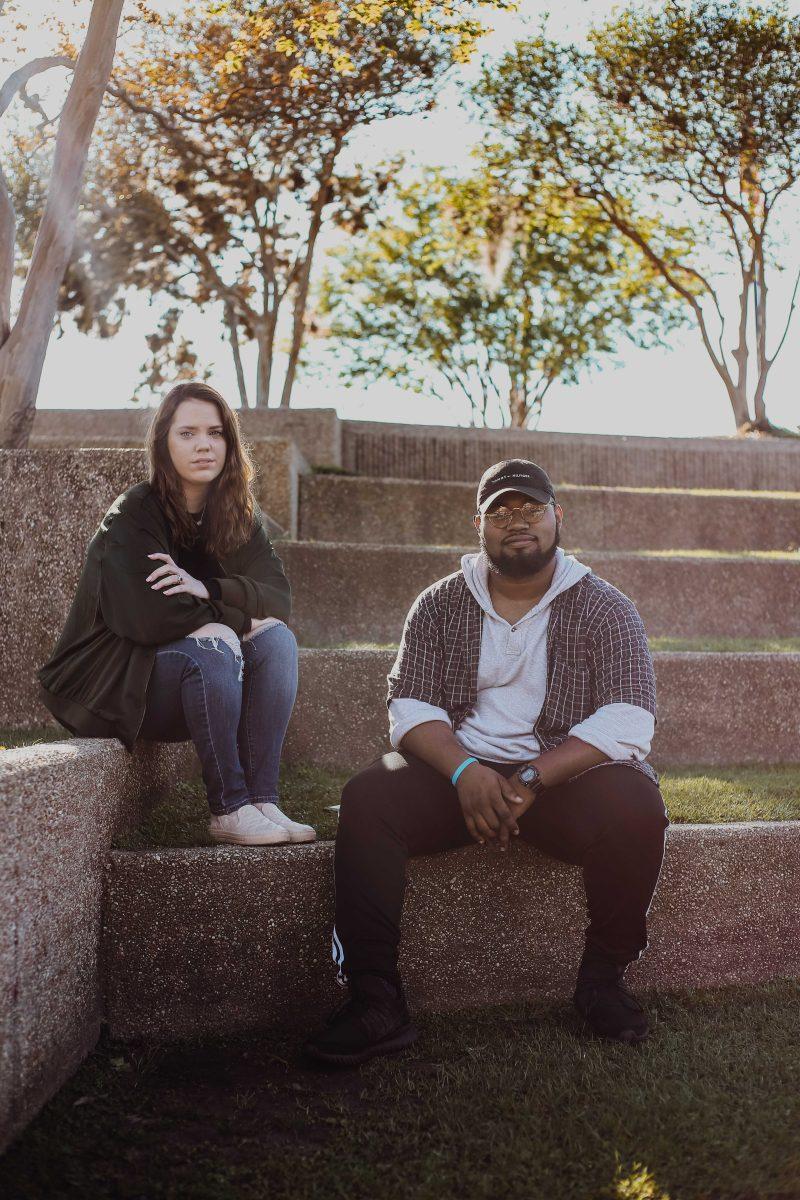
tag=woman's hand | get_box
[146,552,209,599]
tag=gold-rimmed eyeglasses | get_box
[483,500,553,529]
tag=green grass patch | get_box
[2,981,799,1199]
[114,763,800,851]
[586,547,799,559]
[114,763,349,850]
[0,725,71,750]
[658,764,800,824]
[310,637,800,652]
[648,635,800,653]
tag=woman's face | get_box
[166,398,227,495]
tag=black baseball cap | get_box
[476,459,555,514]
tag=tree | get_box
[314,164,692,427]
[474,0,800,435]
[0,0,125,448]
[8,0,512,412]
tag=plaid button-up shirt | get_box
[387,568,659,787]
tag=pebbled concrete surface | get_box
[102,821,800,1040]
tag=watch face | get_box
[519,765,539,787]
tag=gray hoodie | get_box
[388,546,654,764]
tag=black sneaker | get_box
[304,974,419,1066]
[574,976,649,1044]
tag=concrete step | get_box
[342,421,800,491]
[102,820,800,1040]
[282,542,800,645]
[287,649,800,770]
[0,738,198,1153]
[300,475,800,552]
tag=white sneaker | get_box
[253,801,317,844]
[208,803,291,846]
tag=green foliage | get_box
[474,1,800,432]
[315,162,691,426]
[7,0,500,405]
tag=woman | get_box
[37,381,314,847]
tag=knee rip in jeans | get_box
[189,632,244,683]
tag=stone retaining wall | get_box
[31,407,341,469]
[0,739,198,1154]
[342,421,800,490]
[285,649,800,770]
[282,542,800,644]
[300,475,800,552]
[102,821,800,1040]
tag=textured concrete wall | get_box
[281,542,800,644]
[0,448,296,726]
[342,421,800,491]
[0,450,149,728]
[31,407,342,469]
[102,820,800,1040]
[0,739,198,1154]
[248,437,309,537]
[286,648,800,770]
[300,475,800,553]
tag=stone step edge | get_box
[303,474,800,501]
[283,540,800,564]
[106,819,800,866]
[101,818,800,1043]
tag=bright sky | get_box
[10,0,800,437]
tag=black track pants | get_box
[331,752,669,983]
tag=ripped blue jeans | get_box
[138,622,299,815]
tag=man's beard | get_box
[481,522,561,580]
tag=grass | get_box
[0,725,71,750]
[311,637,800,653]
[592,547,800,559]
[648,635,800,653]
[1,981,799,1200]
[112,763,800,851]
[114,763,349,849]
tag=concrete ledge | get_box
[0,738,198,1153]
[31,407,342,469]
[249,437,310,538]
[282,542,800,644]
[342,420,800,490]
[102,821,800,1040]
[286,649,800,769]
[300,475,800,552]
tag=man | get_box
[305,459,668,1065]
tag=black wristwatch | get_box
[515,761,544,793]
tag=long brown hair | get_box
[146,382,255,558]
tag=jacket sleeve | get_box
[207,517,291,623]
[386,590,445,708]
[100,518,250,646]
[587,599,658,722]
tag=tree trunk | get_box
[255,324,275,408]
[508,378,529,428]
[0,0,125,449]
[224,302,249,409]
[0,171,14,345]
[278,148,339,409]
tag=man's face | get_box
[474,490,563,580]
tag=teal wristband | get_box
[451,757,478,786]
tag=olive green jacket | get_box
[37,481,291,750]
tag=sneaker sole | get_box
[304,1022,419,1066]
[208,830,293,846]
